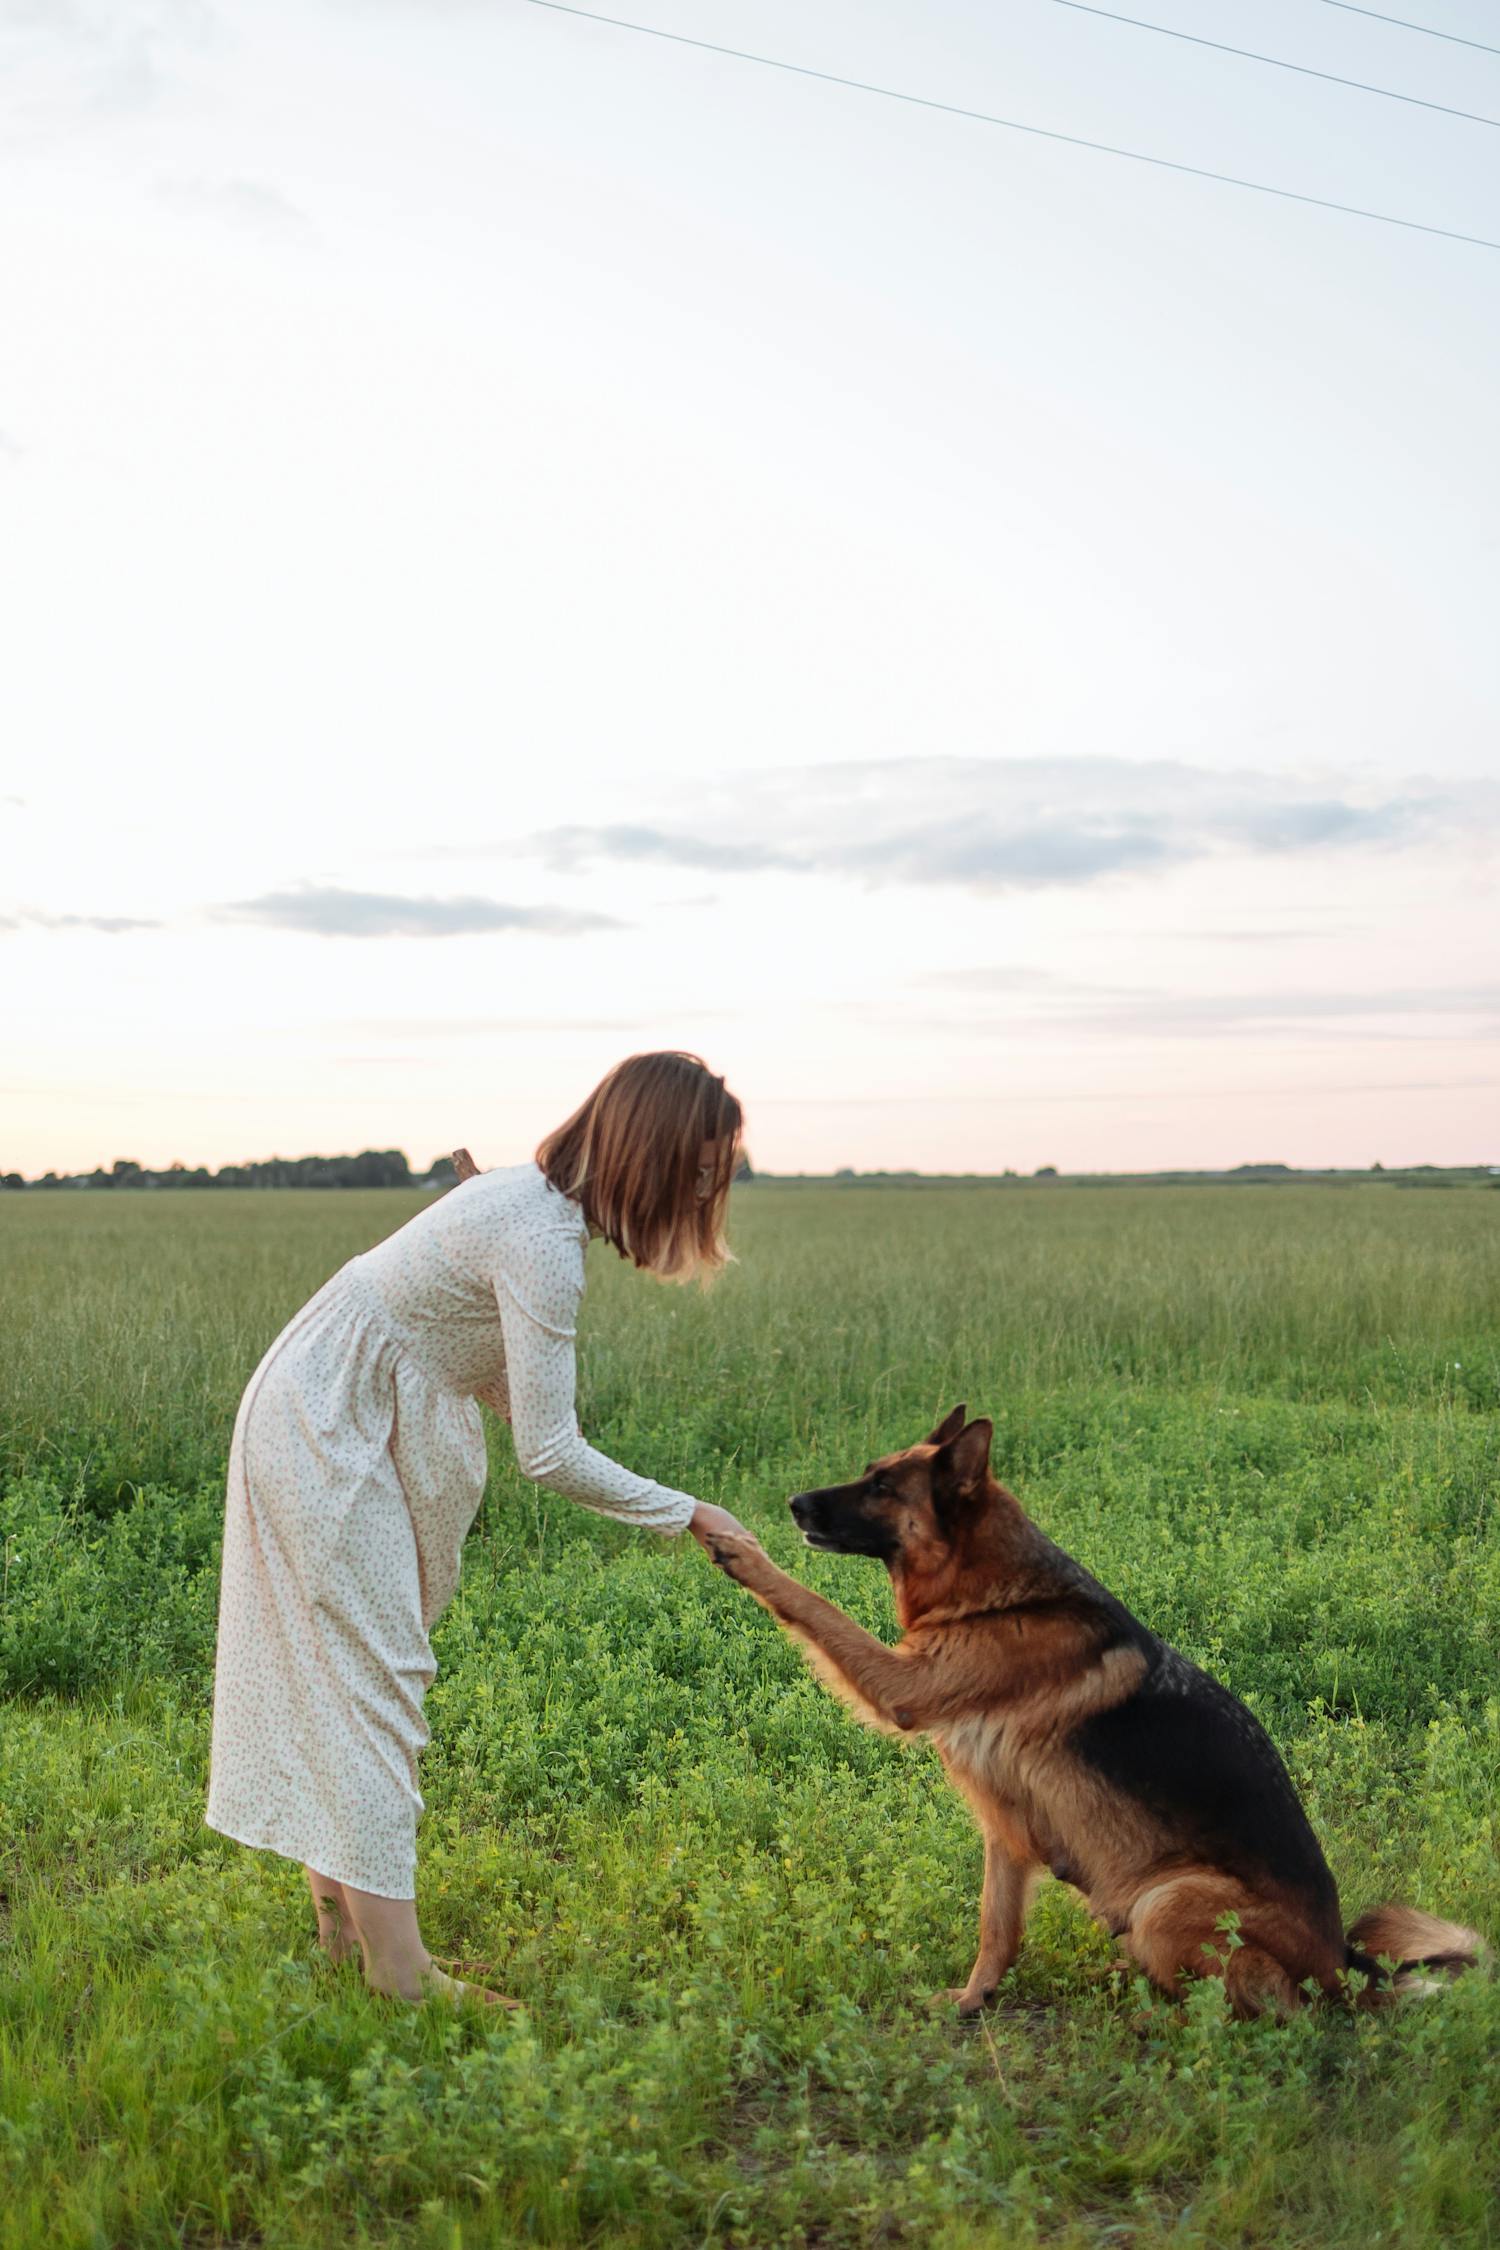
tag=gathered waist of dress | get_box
[323,1256,496,1396]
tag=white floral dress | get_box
[205,1162,696,1898]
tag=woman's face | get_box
[696,1136,734,1198]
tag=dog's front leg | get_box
[707,1534,942,1732]
[941,1831,1037,2016]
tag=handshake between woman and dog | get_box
[705,1408,1483,2020]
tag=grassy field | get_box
[1,1182,1497,2248]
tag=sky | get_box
[1,0,1497,1178]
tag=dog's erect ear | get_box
[926,1404,967,1448]
[936,1417,993,1498]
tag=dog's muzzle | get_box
[789,1491,840,1550]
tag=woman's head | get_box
[536,1052,743,1283]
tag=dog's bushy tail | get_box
[1345,1905,1486,2000]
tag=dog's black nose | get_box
[789,1493,810,1522]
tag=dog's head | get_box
[788,1405,996,1573]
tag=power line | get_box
[525,0,1500,253]
[1052,0,1500,130]
[1317,2,1500,60]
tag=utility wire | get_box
[1317,2,1500,60]
[525,0,1500,253]
[1052,0,1500,130]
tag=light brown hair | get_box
[536,1052,743,1283]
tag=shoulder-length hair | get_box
[536,1052,743,1284]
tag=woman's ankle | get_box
[337,1883,427,1995]
[304,1866,359,1963]
[362,1946,435,2001]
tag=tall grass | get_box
[1,1185,1497,2248]
[4,1185,1496,1498]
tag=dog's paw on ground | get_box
[929,1984,999,2018]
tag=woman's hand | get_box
[689,1502,764,1571]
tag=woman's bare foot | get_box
[333,1884,520,2007]
[420,1961,524,2010]
[364,1954,522,2009]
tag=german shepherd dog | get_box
[708,1409,1483,2018]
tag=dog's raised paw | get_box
[708,1537,762,1579]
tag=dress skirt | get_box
[205,1267,489,1899]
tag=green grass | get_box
[1,1184,1497,2248]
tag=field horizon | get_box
[6,1157,1498,1195]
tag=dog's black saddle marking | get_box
[1071,1639,1341,1921]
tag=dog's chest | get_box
[931,1713,1040,1820]
[930,1709,1090,1866]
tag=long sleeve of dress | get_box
[492,1229,697,1535]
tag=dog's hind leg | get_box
[941,1826,1038,2016]
[1221,1943,1303,2020]
[1124,1873,1316,2018]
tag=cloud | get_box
[1,907,161,933]
[215,885,625,938]
[1,0,218,128]
[527,757,1483,900]
[38,911,161,933]
[535,823,803,875]
[1231,798,1437,852]
[156,176,317,246]
[920,965,1066,992]
[1086,921,1361,943]
[844,820,1179,888]
[1058,985,1500,1039]
[881,977,1500,1043]
[335,1006,736,1038]
[750,1072,1500,1108]
[341,1016,646,1039]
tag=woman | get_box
[205,1051,750,2005]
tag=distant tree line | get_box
[2,1151,758,1193]
[0,1151,455,1192]
[767,1162,1497,1190]
[2,1153,1489,1193]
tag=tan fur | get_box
[712,1533,1191,2010]
[709,1414,1486,2020]
[1347,1905,1486,1975]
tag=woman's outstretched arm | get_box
[491,1229,697,1533]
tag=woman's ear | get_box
[926,1403,967,1447]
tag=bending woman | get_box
[205,1051,748,2005]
